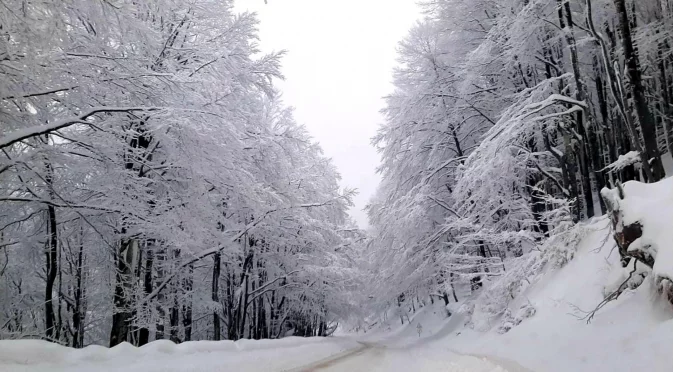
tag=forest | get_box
[2,0,673,354]
[366,0,673,326]
[0,0,365,347]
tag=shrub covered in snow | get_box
[464,222,588,331]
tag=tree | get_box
[365,0,673,324]
[0,0,361,346]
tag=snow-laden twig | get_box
[0,107,162,149]
[141,197,348,304]
[601,151,641,173]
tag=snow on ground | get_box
[302,343,512,372]
[4,180,673,371]
[0,337,359,372]
[0,306,521,372]
[604,176,673,280]
[0,330,521,372]
[441,217,673,372]
[347,208,673,372]
[358,302,451,347]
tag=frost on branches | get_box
[364,0,673,333]
[0,0,365,347]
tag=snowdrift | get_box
[602,176,673,296]
[359,302,455,347]
[0,337,359,372]
[348,175,673,371]
[447,212,673,371]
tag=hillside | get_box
[363,207,673,371]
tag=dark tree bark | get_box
[110,239,136,347]
[238,264,250,339]
[614,0,666,181]
[44,204,58,340]
[138,246,153,346]
[169,299,180,343]
[155,245,166,340]
[182,264,193,342]
[212,252,221,340]
[111,120,154,346]
[71,227,86,348]
[169,249,181,343]
[602,184,653,268]
[44,161,58,341]
[559,0,595,218]
[657,39,673,157]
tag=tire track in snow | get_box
[286,341,535,372]
[447,349,535,372]
[283,342,374,372]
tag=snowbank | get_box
[0,337,360,372]
[445,217,673,372]
[602,177,673,284]
[358,303,452,347]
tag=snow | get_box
[0,307,521,372]
[600,175,673,285]
[333,208,673,372]
[603,150,641,172]
[4,184,673,372]
[441,217,673,372]
[619,177,673,280]
[347,179,673,372]
[0,107,160,149]
[0,330,526,372]
[302,344,512,372]
[0,337,359,372]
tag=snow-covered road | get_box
[289,342,529,372]
[0,337,534,372]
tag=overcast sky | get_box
[233,0,422,228]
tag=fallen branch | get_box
[574,260,639,324]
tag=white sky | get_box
[234,0,422,229]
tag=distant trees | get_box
[367,0,673,314]
[0,0,363,346]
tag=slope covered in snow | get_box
[3,213,672,372]
[353,184,673,371]
[436,215,673,371]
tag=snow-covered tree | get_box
[0,0,360,346]
[366,0,673,326]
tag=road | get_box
[289,342,533,372]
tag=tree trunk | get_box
[212,252,221,340]
[559,0,595,218]
[169,249,181,343]
[450,272,459,302]
[155,246,166,340]
[110,239,137,347]
[44,162,58,341]
[614,0,665,181]
[658,41,673,157]
[182,264,193,342]
[71,226,86,348]
[138,245,153,346]
[169,298,179,343]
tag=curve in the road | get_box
[285,342,534,372]
[283,342,373,372]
